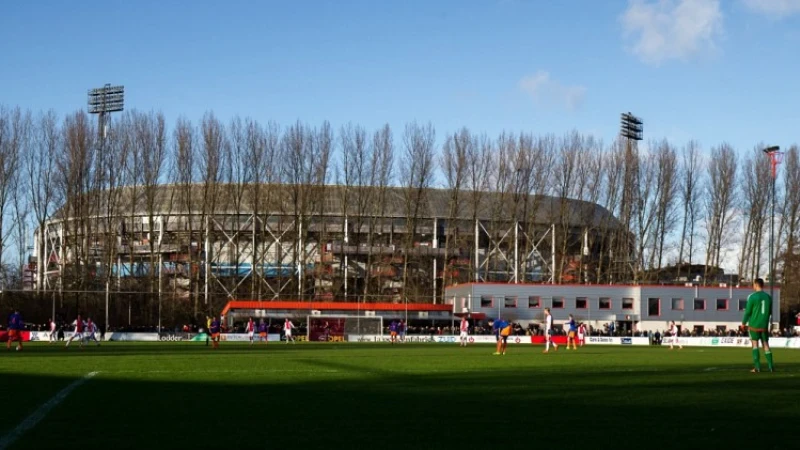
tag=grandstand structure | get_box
[32,183,628,306]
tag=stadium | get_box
[30,182,628,326]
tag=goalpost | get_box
[306,314,384,342]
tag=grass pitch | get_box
[1,342,797,449]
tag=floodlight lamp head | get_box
[762,146,780,154]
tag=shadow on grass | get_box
[1,359,798,450]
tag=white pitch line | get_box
[0,371,98,450]
[101,367,669,376]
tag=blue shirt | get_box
[568,319,577,332]
[389,321,398,332]
[492,320,509,335]
[8,313,22,330]
[210,320,220,334]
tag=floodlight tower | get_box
[762,145,783,302]
[618,112,643,284]
[88,84,124,333]
[88,84,124,139]
[620,112,643,141]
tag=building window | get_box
[480,296,493,308]
[622,298,634,310]
[528,296,541,308]
[716,325,727,333]
[716,299,728,311]
[671,298,684,311]
[694,298,706,311]
[576,297,588,309]
[648,298,660,317]
[738,299,747,311]
[599,297,612,310]
[552,297,565,309]
[504,296,517,308]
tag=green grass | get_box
[1,342,798,449]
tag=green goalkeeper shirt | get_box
[742,291,772,330]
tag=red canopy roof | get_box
[221,300,453,316]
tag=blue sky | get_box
[1,0,799,154]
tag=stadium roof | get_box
[53,183,623,229]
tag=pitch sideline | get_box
[0,371,99,450]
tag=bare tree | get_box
[650,140,678,277]
[243,119,279,300]
[171,117,203,315]
[27,110,62,292]
[9,111,33,287]
[554,132,582,283]
[778,145,800,312]
[257,121,281,299]
[440,128,470,294]
[57,111,97,290]
[617,135,640,282]
[199,112,226,309]
[0,106,30,284]
[522,134,556,282]
[485,132,516,281]
[399,122,435,302]
[133,112,168,290]
[703,144,738,282]
[364,124,394,301]
[339,123,371,300]
[92,110,132,327]
[311,121,333,298]
[572,134,604,284]
[738,146,771,282]
[598,138,626,283]
[223,116,250,298]
[466,134,493,282]
[631,142,658,280]
[677,141,702,279]
[280,120,331,299]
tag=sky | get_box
[1,0,799,155]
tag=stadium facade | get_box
[31,183,629,307]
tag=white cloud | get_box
[518,71,587,111]
[742,0,800,17]
[621,0,724,65]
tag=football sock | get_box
[752,348,761,371]
[765,351,774,371]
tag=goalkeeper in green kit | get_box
[741,278,774,373]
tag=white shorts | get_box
[578,334,584,340]
[460,331,468,339]
[248,331,254,338]
[285,330,292,337]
